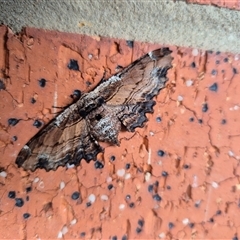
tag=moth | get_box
[16,48,173,171]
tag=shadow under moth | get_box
[16,48,173,171]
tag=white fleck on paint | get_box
[57,231,63,239]
[0,171,7,178]
[117,169,125,177]
[186,79,193,87]
[61,225,68,235]
[119,204,125,210]
[60,181,65,190]
[106,176,112,183]
[33,177,40,183]
[212,182,219,188]
[70,219,77,225]
[234,55,239,61]
[125,173,131,180]
[182,218,189,225]
[38,181,45,189]
[147,148,151,165]
[159,232,166,239]
[101,195,108,201]
[192,175,198,188]
[177,95,183,101]
[192,49,199,56]
[88,54,93,59]
[53,83,58,114]
[228,150,235,157]
[88,194,96,203]
[233,105,239,110]
[145,172,151,182]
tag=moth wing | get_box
[16,103,102,171]
[99,48,173,131]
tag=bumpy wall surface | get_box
[0,25,240,239]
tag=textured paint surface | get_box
[0,26,240,239]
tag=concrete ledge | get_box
[0,0,239,53]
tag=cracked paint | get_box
[0,25,240,239]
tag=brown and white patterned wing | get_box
[16,103,102,171]
[94,48,173,131]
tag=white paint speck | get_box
[61,225,68,235]
[88,54,93,59]
[212,181,219,188]
[88,194,96,203]
[145,172,151,182]
[186,79,193,87]
[119,204,125,210]
[38,181,45,189]
[106,176,112,183]
[60,181,65,190]
[149,131,154,136]
[228,150,235,157]
[177,95,183,101]
[101,195,109,201]
[182,218,189,225]
[192,175,198,188]
[234,55,239,61]
[234,105,239,110]
[117,169,125,177]
[0,171,7,178]
[192,49,199,56]
[125,173,131,180]
[159,232,166,239]
[147,148,152,165]
[70,219,77,225]
[53,83,58,114]
[57,231,63,239]
[33,177,40,183]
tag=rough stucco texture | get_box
[0,0,240,53]
[1,26,240,239]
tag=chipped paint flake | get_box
[212,182,219,188]
[192,49,199,56]
[182,218,189,225]
[61,225,68,235]
[0,171,7,178]
[125,173,131,180]
[145,172,151,182]
[33,177,40,183]
[228,150,235,157]
[60,181,65,190]
[88,194,96,203]
[117,169,125,177]
[119,204,125,210]
[101,195,109,201]
[70,219,77,225]
[186,79,193,86]
[177,95,183,101]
